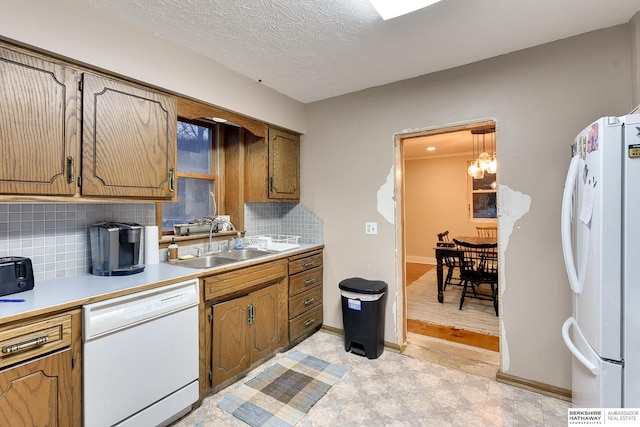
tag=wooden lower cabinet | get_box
[205,260,288,390]
[0,349,73,426]
[288,249,324,343]
[0,310,80,427]
[211,284,282,385]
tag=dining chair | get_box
[436,231,461,290]
[476,225,497,238]
[452,238,498,316]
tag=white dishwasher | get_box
[83,278,199,427]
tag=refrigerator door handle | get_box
[562,317,598,375]
[561,154,584,294]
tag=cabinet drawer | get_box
[289,266,323,297]
[204,260,287,302]
[289,252,323,275]
[0,314,72,369]
[288,285,322,319]
[289,305,323,342]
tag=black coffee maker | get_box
[89,222,145,276]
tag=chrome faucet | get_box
[208,222,215,253]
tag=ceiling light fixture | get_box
[467,126,497,179]
[426,146,436,151]
[368,0,443,20]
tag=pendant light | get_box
[468,126,496,178]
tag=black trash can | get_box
[339,277,387,359]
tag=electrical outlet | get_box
[365,222,377,235]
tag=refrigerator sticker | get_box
[587,123,599,153]
[629,144,640,158]
[579,182,595,225]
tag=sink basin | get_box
[216,249,276,261]
[174,249,275,269]
[175,255,237,269]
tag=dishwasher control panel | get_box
[82,278,199,341]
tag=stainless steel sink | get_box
[174,249,275,269]
[216,249,276,261]
[175,255,237,269]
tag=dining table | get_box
[433,235,498,303]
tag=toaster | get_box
[0,257,34,297]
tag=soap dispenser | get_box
[235,232,243,250]
[168,238,179,261]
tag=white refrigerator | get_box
[561,114,640,407]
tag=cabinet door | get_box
[268,128,299,200]
[81,73,177,199]
[0,348,73,427]
[211,297,250,385]
[250,284,285,361]
[0,46,80,196]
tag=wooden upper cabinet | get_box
[269,128,300,200]
[81,73,177,199]
[0,45,80,196]
[244,127,300,202]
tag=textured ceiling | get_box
[85,0,640,103]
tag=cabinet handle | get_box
[302,261,315,267]
[66,156,75,183]
[2,335,49,354]
[303,297,315,306]
[303,278,315,285]
[168,168,175,192]
[269,176,274,192]
[304,318,315,327]
[247,303,255,325]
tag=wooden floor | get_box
[406,262,433,285]
[405,262,499,352]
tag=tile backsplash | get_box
[0,203,155,282]
[0,202,323,282]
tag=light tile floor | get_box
[171,330,570,426]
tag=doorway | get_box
[395,120,500,353]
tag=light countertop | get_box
[0,244,323,324]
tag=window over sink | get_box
[160,119,218,234]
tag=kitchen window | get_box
[159,119,219,234]
[468,168,497,220]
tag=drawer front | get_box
[289,266,323,297]
[204,260,287,301]
[289,252,323,275]
[289,305,323,342]
[0,314,72,369]
[288,285,322,319]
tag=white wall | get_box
[405,155,487,264]
[302,25,634,390]
[0,0,306,133]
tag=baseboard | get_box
[496,371,572,402]
[320,325,402,353]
